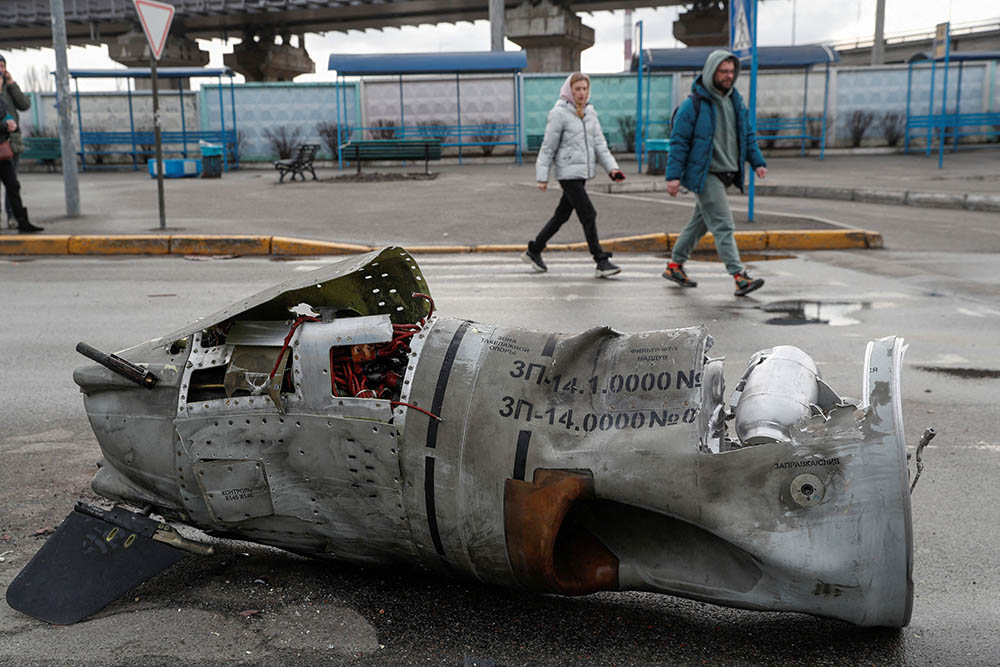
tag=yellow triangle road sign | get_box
[133,0,175,61]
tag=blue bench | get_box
[78,130,238,171]
[528,132,612,152]
[755,116,823,145]
[905,112,1000,151]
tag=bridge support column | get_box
[224,35,314,82]
[506,1,594,73]
[672,0,728,47]
[108,31,209,89]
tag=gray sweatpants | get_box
[671,173,744,275]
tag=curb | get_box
[0,230,883,256]
[593,180,1000,212]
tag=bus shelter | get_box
[329,51,527,168]
[67,67,238,172]
[632,45,838,167]
[904,51,1000,161]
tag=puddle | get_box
[761,300,869,326]
[915,366,1000,379]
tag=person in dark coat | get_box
[0,54,32,229]
[663,49,766,296]
[0,94,42,234]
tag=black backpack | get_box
[669,93,704,135]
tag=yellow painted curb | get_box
[682,231,769,252]
[170,235,271,255]
[271,237,373,255]
[0,235,70,254]
[404,245,472,254]
[864,232,884,249]
[767,230,877,250]
[69,235,170,255]
[603,233,670,252]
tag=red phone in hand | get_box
[612,172,626,182]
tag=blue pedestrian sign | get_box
[730,0,755,58]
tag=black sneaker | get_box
[521,248,547,273]
[662,263,697,287]
[594,257,621,278]
[733,270,764,296]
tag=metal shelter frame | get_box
[903,51,1000,162]
[66,67,238,172]
[632,44,838,170]
[329,51,527,169]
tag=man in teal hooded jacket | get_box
[663,49,767,296]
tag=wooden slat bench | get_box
[21,137,62,172]
[339,139,442,174]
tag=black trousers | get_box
[0,158,25,220]
[3,153,19,217]
[530,179,608,260]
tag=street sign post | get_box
[933,22,950,169]
[133,0,175,230]
[730,0,758,221]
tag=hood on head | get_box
[701,49,740,97]
[560,72,591,105]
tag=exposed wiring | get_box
[269,315,320,382]
[391,401,442,421]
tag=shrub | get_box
[617,115,636,153]
[136,126,155,159]
[474,120,505,156]
[226,128,248,164]
[417,120,449,142]
[87,126,109,165]
[807,118,823,148]
[263,126,302,159]
[316,121,351,155]
[369,119,397,140]
[25,125,58,138]
[847,110,876,147]
[758,112,782,149]
[879,111,905,147]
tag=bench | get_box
[905,111,1000,152]
[21,137,62,172]
[528,132,612,152]
[339,139,442,174]
[78,130,238,171]
[274,143,320,183]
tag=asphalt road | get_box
[1,245,998,666]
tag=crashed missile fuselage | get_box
[9,248,916,628]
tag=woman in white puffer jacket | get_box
[523,72,625,278]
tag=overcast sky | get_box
[4,1,995,90]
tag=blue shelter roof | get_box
[329,51,527,75]
[68,67,234,79]
[632,45,839,72]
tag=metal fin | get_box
[5,505,190,625]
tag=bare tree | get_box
[22,64,54,93]
[369,119,397,140]
[847,110,876,148]
[878,111,905,147]
[263,126,303,159]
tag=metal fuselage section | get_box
[73,248,914,628]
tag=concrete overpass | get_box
[2,0,730,80]
[832,18,1000,66]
